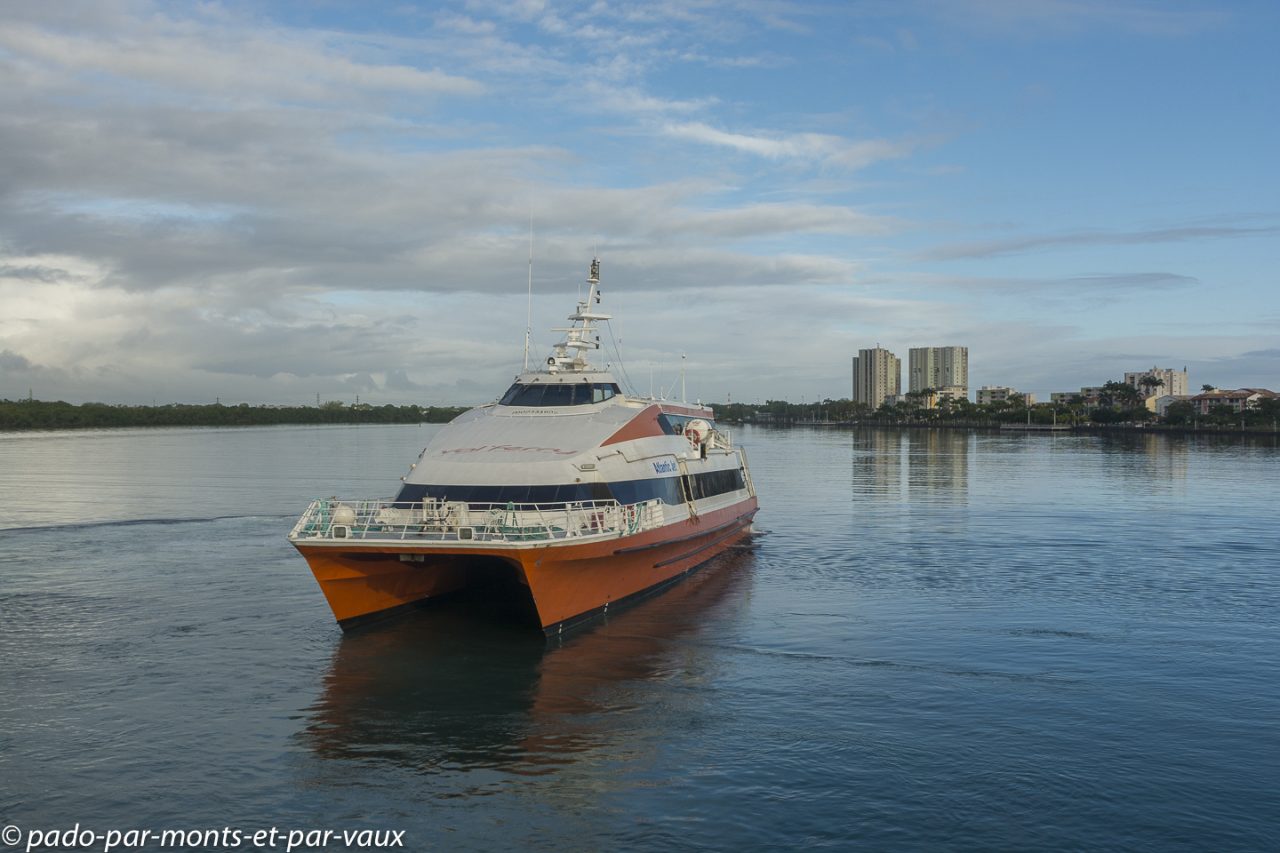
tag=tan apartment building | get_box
[908,346,969,397]
[852,347,901,410]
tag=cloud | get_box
[1062,272,1197,290]
[657,204,900,239]
[0,268,528,404]
[0,263,77,283]
[385,368,427,392]
[661,121,912,170]
[1191,347,1280,390]
[859,269,1199,295]
[0,19,485,109]
[434,13,499,36]
[0,349,33,371]
[0,1,1270,408]
[579,82,715,115]
[918,224,1279,261]
[0,95,886,294]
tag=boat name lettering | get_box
[441,444,576,456]
[652,459,678,474]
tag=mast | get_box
[546,258,611,373]
[523,216,533,370]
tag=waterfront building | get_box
[1066,386,1107,408]
[914,386,968,410]
[976,386,1036,406]
[1188,388,1277,415]
[1154,395,1194,417]
[1124,366,1189,397]
[852,347,901,410]
[908,347,969,396]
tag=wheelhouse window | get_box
[499,382,621,407]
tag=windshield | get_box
[499,382,621,407]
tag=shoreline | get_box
[0,400,467,432]
[724,419,1280,438]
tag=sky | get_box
[1,0,1277,407]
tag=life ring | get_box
[684,425,702,445]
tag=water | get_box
[2,425,1278,851]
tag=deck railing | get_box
[288,497,663,545]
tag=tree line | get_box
[0,399,468,431]
[714,382,1280,430]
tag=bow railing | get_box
[289,497,663,545]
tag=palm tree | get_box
[1099,380,1132,408]
[1068,393,1086,425]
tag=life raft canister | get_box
[684,418,712,445]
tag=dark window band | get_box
[394,468,745,507]
[686,468,746,500]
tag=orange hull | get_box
[292,498,758,632]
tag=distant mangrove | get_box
[0,399,468,431]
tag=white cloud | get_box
[580,82,715,116]
[661,122,912,170]
[0,20,484,108]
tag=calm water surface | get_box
[1,424,1278,851]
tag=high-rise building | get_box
[1124,366,1188,398]
[908,346,969,396]
[852,347,901,409]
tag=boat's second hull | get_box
[291,498,758,632]
[522,500,757,633]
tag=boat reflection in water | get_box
[301,547,756,776]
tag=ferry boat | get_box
[288,259,759,634]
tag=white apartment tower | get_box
[852,347,901,409]
[908,346,969,396]
[1123,366,1188,398]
